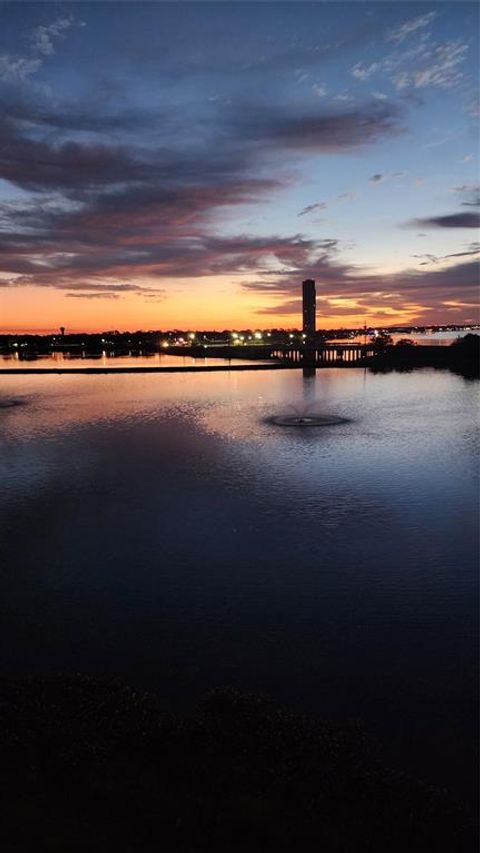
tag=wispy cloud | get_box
[350,8,469,96]
[66,292,119,300]
[312,83,327,98]
[0,15,84,83]
[298,202,327,217]
[0,55,41,82]
[31,17,84,57]
[352,62,379,81]
[451,185,480,208]
[333,92,354,103]
[369,171,407,185]
[387,12,437,44]
[393,41,469,91]
[411,253,440,265]
[444,242,480,259]
[411,243,480,265]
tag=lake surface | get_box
[1,352,272,370]
[335,330,479,346]
[0,368,478,799]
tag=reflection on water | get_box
[333,330,479,346]
[1,351,272,369]
[0,368,478,798]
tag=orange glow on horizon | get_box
[1,276,477,335]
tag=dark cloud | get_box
[444,242,480,259]
[408,212,480,228]
[395,260,479,294]
[0,79,404,304]
[3,100,162,135]
[0,72,470,325]
[0,94,401,198]
[242,255,479,322]
[411,253,439,264]
[0,275,165,298]
[66,292,119,299]
[451,184,479,194]
[255,298,303,316]
[411,243,480,265]
[0,92,259,194]
[231,102,401,152]
[451,184,480,209]
[0,118,147,192]
[298,202,327,217]
[0,218,322,286]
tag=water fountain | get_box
[266,404,349,427]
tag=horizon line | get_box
[1,322,478,337]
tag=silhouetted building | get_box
[302,279,316,338]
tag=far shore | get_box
[1,337,478,377]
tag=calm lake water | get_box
[335,330,480,346]
[0,352,272,369]
[0,368,478,798]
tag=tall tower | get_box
[302,279,316,338]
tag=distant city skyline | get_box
[2,321,477,339]
[0,1,478,333]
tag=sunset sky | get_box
[0,1,478,332]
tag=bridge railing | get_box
[270,344,377,364]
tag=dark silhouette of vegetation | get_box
[371,333,393,350]
[372,334,479,378]
[0,675,475,852]
[451,332,480,353]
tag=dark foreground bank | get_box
[0,676,476,852]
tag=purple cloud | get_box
[408,212,480,229]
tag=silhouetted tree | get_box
[451,333,479,352]
[372,333,393,350]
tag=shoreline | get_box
[0,363,367,374]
